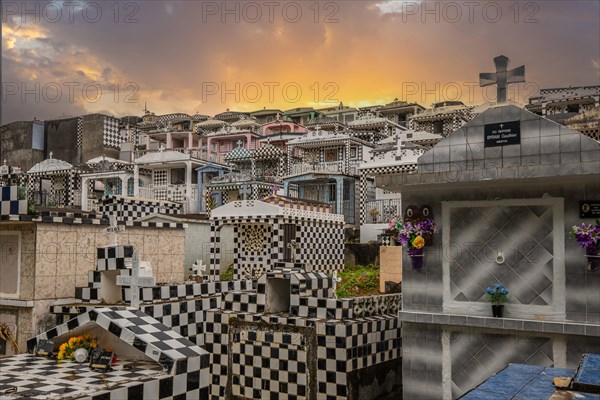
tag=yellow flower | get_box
[58,350,65,360]
[68,337,76,345]
[59,343,67,351]
[91,342,97,348]
[412,235,425,249]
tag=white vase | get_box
[74,348,89,363]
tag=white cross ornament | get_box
[116,254,155,308]
[192,260,207,276]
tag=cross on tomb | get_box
[236,139,243,148]
[116,254,155,309]
[192,260,207,276]
[479,55,525,103]
[104,214,125,246]
[240,184,252,200]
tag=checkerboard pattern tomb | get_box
[209,204,344,281]
[203,261,402,400]
[204,308,402,400]
[100,195,182,222]
[103,116,123,149]
[27,307,209,376]
[1,186,27,216]
[229,322,315,400]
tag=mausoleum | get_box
[377,103,600,399]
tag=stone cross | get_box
[49,151,53,159]
[104,215,125,246]
[116,254,156,309]
[479,55,525,103]
[240,184,252,200]
[236,139,243,147]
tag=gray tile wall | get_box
[402,180,600,323]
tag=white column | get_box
[188,131,194,148]
[133,165,140,197]
[119,176,127,196]
[185,161,193,213]
[166,132,173,149]
[81,177,89,211]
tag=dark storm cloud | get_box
[2,0,598,124]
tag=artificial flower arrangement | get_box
[484,283,509,304]
[569,221,600,270]
[484,283,509,317]
[389,216,438,269]
[389,216,439,255]
[57,334,97,361]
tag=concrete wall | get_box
[0,121,44,171]
[401,178,600,323]
[360,223,388,243]
[45,117,80,165]
[81,114,119,162]
[0,222,186,352]
[183,222,234,277]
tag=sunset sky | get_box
[2,0,599,124]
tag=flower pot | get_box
[492,304,504,318]
[74,348,89,363]
[586,248,600,271]
[409,248,424,270]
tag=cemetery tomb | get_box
[208,195,345,281]
[0,307,209,400]
[204,261,402,400]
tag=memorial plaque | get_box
[89,349,114,370]
[580,201,600,219]
[484,120,521,147]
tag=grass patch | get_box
[220,264,234,281]
[336,264,380,298]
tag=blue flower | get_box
[486,287,494,295]
[495,283,502,290]
[500,288,508,295]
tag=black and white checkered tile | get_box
[103,116,123,149]
[1,186,27,216]
[203,261,402,400]
[9,307,210,400]
[77,116,83,148]
[96,245,133,271]
[0,354,209,400]
[100,195,182,222]
[209,214,344,281]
